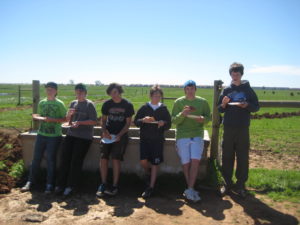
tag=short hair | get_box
[229,62,244,75]
[106,83,124,95]
[75,83,87,92]
[150,84,163,97]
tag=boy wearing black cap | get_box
[218,62,259,198]
[21,82,67,194]
[55,83,97,196]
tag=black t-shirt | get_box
[101,98,135,135]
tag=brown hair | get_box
[106,83,124,95]
[150,84,163,97]
[229,62,244,76]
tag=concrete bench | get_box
[20,128,210,179]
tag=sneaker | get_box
[44,184,53,194]
[192,189,201,202]
[21,181,31,192]
[104,185,118,196]
[233,188,247,199]
[54,186,64,195]
[63,187,73,197]
[142,187,154,199]
[183,188,196,202]
[96,183,107,197]
[218,184,232,197]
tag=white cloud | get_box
[248,65,300,76]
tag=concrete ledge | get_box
[20,128,210,179]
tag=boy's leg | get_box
[176,138,191,186]
[235,127,250,189]
[189,137,203,188]
[45,136,62,186]
[28,135,47,183]
[67,137,92,188]
[222,127,236,187]
[56,135,74,188]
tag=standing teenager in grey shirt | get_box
[55,83,97,196]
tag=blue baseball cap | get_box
[183,80,196,88]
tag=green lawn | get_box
[1,84,300,154]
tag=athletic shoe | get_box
[54,186,64,195]
[183,188,196,202]
[44,184,53,194]
[63,187,73,197]
[192,189,201,202]
[142,187,154,199]
[96,183,107,197]
[232,187,247,199]
[104,185,118,196]
[21,181,31,192]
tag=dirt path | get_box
[0,187,299,225]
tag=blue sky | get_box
[1,0,300,87]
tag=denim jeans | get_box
[28,134,62,185]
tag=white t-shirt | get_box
[148,102,162,111]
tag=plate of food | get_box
[187,115,201,119]
[101,134,117,144]
[61,122,71,128]
[32,115,46,121]
[228,102,243,105]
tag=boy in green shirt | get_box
[21,82,67,194]
[172,80,210,202]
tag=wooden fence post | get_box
[17,85,21,105]
[32,80,40,130]
[210,80,223,161]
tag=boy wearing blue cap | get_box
[172,80,211,202]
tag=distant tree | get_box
[290,92,294,96]
[69,79,74,85]
[272,91,275,94]
[95,80,103,86]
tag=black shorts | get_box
[100,134,128,161]
[140,139,164,165]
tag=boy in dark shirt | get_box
[218,62,260,198]
[134,85,171,198]
[96,83,134,197]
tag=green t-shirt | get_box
[37,98,67,137]
[171,96,211,139]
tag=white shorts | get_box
[176,137,204,165]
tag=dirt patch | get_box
[251,111,300,119]
[249,149,300,170]
[0,129,23,194]
[0,105,32,113]
[0,187,298,225]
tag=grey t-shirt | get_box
[66,99,97,140]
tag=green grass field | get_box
[1,83,300,154]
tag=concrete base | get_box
[20,128,210,179]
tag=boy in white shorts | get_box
[172,80,211,202]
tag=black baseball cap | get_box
[45,82,58,90]
[75,83,87,92]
